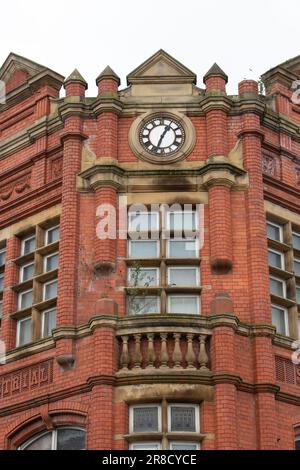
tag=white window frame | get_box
[169,441,201,451]
[271,304,289,336]
[166,210,198,232]
[292,231,300,250]
[168,295,200,315]
[168,404,200,434]
[167,239,199,258]
[19,427,86,450]
[268,248,284,270]
[0,300,3,319]
[41,307,56,338]
[0,247,6,266]
[21,235,36,256]
[128,211,160,232]
[270,275,287,298]
[16,316,32,347]
[43,279,58,301]
[128,267,160,287]
[130,442,161,451]
[128,240,160,259]
[45,225,60,246]
[128,296,160,315]
[266,221,283,242]
[44,252,59,273]
[294,258,300,276]
[0,272,4,292]
[20,261,35,283]
[129,404,162,434]
[18,289,33,310]
[167,266,199,287]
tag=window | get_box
[45,226,60,246]
[298,316,300,340]
[130,405,161,433]
[128,212,159,232]
[167,211,197,233]
[44,252,59,273]
[292,232,300,251]
[43,280,58,301]
[18,289,33,310]
[167,240,198,258]
[0,273,3,292]
[268,249,284,270]
[270,276,286,298]
[168,267,199,287]
[272,305,289,336]
[16,316,32,347]
[168,404,199,433]
[294,258,300,277]
[0,248,6,266]
[19,428,86,450]
[267,222,283,242]
[20,262,35,282]
[128,296,160,315]
[0,301,3,321]
[296,285,300,304]
[21,235,36,255]
[128,268,159,287]
[129,240,159,259]
[168,295,199,315]
[129,403,200,451]
[295,438,300,450]
[42,308,56,338]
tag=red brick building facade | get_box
[0,50,299,450]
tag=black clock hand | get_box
[157,124,171,148]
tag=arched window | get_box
[296,437,300,450]
[19,427,86,450]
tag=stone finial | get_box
[96,65,120,86]
[203,63,228,84]
[64,68,88,88]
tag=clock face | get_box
[139,117,185,156]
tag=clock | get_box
[139,117,185,156]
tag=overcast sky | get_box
[1,0,300,95]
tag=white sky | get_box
[1,0,300,96]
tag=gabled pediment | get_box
[127,49,197,85]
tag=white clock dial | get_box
[140,117,185,156]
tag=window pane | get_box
[132,406,159,433]
[296,439,300,450]
[170,406,196,432]
[129,213,159,232]
[170,442,199,451]
[0,274,3,292]
[296,286,300,304]
[268,250,283,269]
[0,302,3,320]
[23,237,36,255]
[295,260,300,277]
[42,309,56,337]
[267,223,281,241]
[0,249,6,266]
[292,233,300,251]
[45,253,59,272]
[20,290,33,309]
[129,268,158,287]
[129,241,158,258]
[44,281,58,300]
[57,429,86,450]
[169,296,198,315]
[128,296,160,315]
[272,306,287,335]
[18,317,32,346]
[168,240,197,258]
[270,278,285,297]
[46,227,60,245]
[21,263,34,282]
[131,443,161,450]
[23,432,52,450]
[169,212,196,232]
[168,267,198,286]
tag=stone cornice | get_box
[200,95,232,114]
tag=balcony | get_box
[116,315,212,381]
